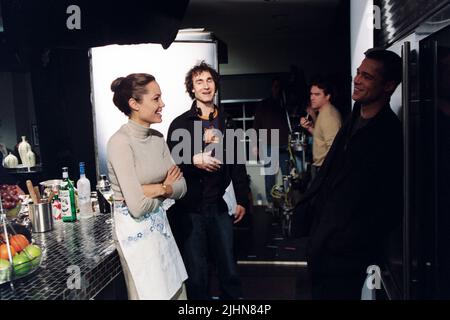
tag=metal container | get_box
[39,179,63,199]
[29,202,53,233]
[290,132,306,152]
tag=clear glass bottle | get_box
[60,167,77,222]
[77,162,93,218]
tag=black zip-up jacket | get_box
[293,103,403,276]
[166,101,250,213]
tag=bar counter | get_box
[0,214,122,300]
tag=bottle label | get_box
[52,199,62,220]
[60,190,73,218]
[78,194,89,203]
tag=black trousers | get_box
[181,204,242,300]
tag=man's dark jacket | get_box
[294,103,403,277]
[166,101,249,215]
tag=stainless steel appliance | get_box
[378,2,450,299]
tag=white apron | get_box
[113,201,188,300]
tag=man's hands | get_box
[300,117,313,129]
[234,205,246,224]
[306,106,317,122]
[300,117,314,135]
[203,128,221,144]
[192,151,245,223]
[300,106,317,135]
[193,151,222,172]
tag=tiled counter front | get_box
[0,214,122,300]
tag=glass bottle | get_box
[60,167,77,222]
[77,162,92,218]
[96,175,113,224]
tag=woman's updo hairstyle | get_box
[111,73,156,115]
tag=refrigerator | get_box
[383,4,450,299]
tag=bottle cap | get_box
[79,162,86,175]
[62,167,68,178]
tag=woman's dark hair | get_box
[111,73,156,115]
[185,61,219,100]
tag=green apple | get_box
[13,252,31,276]
[0,259,11,282]
[23,245,42,267]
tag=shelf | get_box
[5,164,43,174]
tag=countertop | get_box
[0,213,121,300]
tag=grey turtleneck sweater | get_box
[107,119,187,218]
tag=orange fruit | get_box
[0,244,16,260]
[10,235,29,253]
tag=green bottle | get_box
[60,167,77,222]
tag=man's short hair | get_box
[364,48,402,86]
[310,77,335,100]
[185,61,220,100]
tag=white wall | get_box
[90,41,217,176]
[350,0,374,87]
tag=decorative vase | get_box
[26,150,36,167]
[18,136,31,166]
[3,153,18,168]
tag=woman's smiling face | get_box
[131,81,165,126]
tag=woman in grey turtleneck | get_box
[107,73,187,300]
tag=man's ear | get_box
[325,94,331,102]
[384,80,398,95]
[128,98,139,112]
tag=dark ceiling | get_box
[181,0,343,39]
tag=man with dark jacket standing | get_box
[294,49,403,299]
[167,62,249,300]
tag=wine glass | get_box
[102,190,114,225]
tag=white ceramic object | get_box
[3,152,18,168]
[26,149,36,167]
[18,136,31,166]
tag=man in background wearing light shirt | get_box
[300,79,342,180]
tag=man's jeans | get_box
[182,204,242,300]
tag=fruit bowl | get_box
[0,243,43,285]
[0,187,43,285]
[0,225,43,285]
